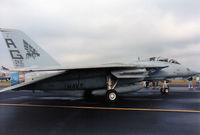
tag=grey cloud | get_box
[0,0,200,71]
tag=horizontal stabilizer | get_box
[0,71,65,93]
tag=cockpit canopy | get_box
[149,57,180,64]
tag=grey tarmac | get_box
[0,87,200,135]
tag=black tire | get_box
[84,91,93,101]
[160,88,164,95]
[164,88,169,95]
[105,90,118,103]
[160,88,169,95]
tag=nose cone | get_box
[188,69,199,76]
[183,67,199,77]
[193,71,199,76]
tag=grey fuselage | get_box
[18,61,197,91]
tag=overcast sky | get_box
[0,0,200,71]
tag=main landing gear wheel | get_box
[106,74,119,103]
[106,90,118,103]
[160,88,169,95]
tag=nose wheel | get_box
[160,87,169,95]
[160,80,169,95]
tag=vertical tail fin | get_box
[0,28,60,69]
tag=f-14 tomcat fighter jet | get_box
[0,28,198,102]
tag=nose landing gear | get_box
[160,80,169,95]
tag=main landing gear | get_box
[105,74,119,102]
[160,80,169,95]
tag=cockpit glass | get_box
[169,59,180,64]
[187,68,190,71]
[149,57,156,61]
[159,59,168,62]
[149,57,180,64]
[157,57,168,62]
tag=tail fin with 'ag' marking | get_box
[0,28,60,69]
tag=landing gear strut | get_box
[105,74,119,102]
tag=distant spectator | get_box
[156,80,159,88]
[143,81,146,87]
[152,81,156,89]
[144,81,149,88]
[188,77,193,89]
[162,80,169,89]
[196,76,200,89]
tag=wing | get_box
[12,63,167,80]
[12,64,167,72]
